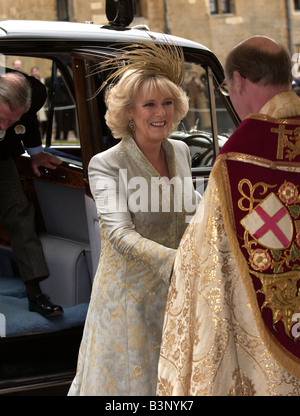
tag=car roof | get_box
[0,19,209,50]
[0,20,224,77]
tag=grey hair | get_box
[0,72,31,112]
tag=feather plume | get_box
[89,37,185,97]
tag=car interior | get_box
[0,56,91,337]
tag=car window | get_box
[0,55,88,341]
[182,65,212,133]
[5,55,80,148]
[45,67,78,144]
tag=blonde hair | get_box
[105,69,189,139]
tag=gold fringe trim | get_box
[212,160,300,380]
[246,113,300,125]
[217,152,300,172]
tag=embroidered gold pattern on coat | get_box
[219,152,300,173]
[157,175,300,396]
[157,93,300,396]
[228,368,256,396]
[271,125,300,161]
[251,270,300,338]
[238,179,276,212]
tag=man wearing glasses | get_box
[157,35,300,396]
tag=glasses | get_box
[218,81,229,96]
[218,73,247,96]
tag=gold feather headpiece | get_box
[91,36,185,96]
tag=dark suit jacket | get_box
[0,71,47,160]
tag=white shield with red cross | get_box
[241,193,293,249]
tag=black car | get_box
[0,3,238,395]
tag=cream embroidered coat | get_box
[68,137,197,396]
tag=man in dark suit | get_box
[0,70,64,317]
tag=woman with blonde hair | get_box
[69,40,198,396]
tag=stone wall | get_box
[0,0,299,65]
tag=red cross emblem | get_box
[241,193,292,249]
